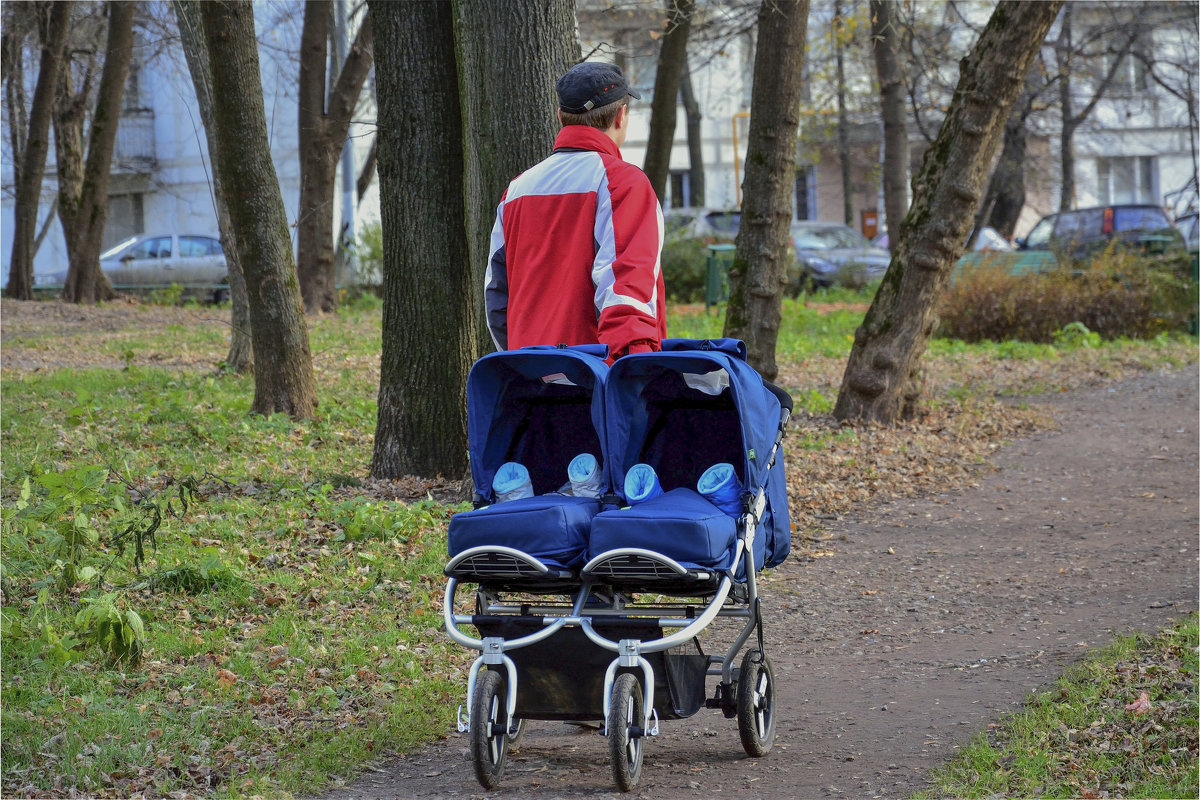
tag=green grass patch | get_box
[1,300,1195,797]
[918,615,1199,799]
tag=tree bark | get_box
[643,0,695,204]
[60,1,132,304]
[296,0,374,314]
[679,58,705,207]
[834,0,853,227]
[201,0,317,419]
[174,0,252,373]
[722,0,809,382]
[834,0,1063,424]
[369,0,470,478]
[870,0,908,238]
[7,1,71,301]
[453,0,578,360]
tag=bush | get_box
[661,237,711,303]
[938,251,1196,342]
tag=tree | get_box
[978,73,1042,238]
[57,1,133,305]
[870,0,907,237]
[453,0,577,359]
[296,0,374,314]
[643,0,695,204]
[723,0,809,382]
[201,0,317,419]
[368,0,576,480]
[368,0,471,478]
[833,0,853,226]
[834,0,1063,424]
[6,2,71,300]
[173,0,252,373]
[679,59,705,206]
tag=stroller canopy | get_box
[603,339,791,568]
[467,346,610,502]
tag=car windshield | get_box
[99,236,140,260]
[791,226,869,250]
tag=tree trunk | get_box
[453,0,578,360]
[61,0,132,304]
[981,85,1036,238]
[643,0,695,204]
[680,58,705,207]
[870,0,908,238]
[369,0,469,478]
[1058,6,1075,212]
[834,0,853,227]
[834,0,1063,424]
[296,0,374,314]
[201,0,317,419]
[7,1,71,301]
[174,0,252,373]
[722,0,809,382]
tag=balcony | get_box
[114,109,155,172]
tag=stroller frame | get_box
[443,391,790,792]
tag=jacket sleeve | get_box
[592,164,665,358]
[484,198,509,350]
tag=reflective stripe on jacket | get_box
[485,125,665,359]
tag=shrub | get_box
[661,237,711,303]
[938,252,1196,342]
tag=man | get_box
[484,62,666,361]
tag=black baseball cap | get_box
[556,62,640,114]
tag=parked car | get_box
[1015,204,1185,259]
[35,233,228,296]
[790,221,891,292]
[662,208,741,243]
[873,226,1013,252]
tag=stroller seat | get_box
[443,346,610,592]
[447,494,600,587]
[587,487,737,570]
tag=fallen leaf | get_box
[217,669,238,689]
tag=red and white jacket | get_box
[485,125,665,360]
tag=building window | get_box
[794,166,816,220]
[669,171,690,208]
[1097,156,1156,204]
[1106,35,1150,95]
[103,193,144,251]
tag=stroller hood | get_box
[604,339,791,568]
[466,346,610,502]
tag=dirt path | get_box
[319,368,1198,800]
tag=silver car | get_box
[790,221,891,292]
[36,233,228,292]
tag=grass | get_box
[918,614,1198,799]
[1,294,1195,797]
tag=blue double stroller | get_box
[443,339,792,791]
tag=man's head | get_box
[556,62,640,138]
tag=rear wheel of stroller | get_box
[737,649,777,756]
[608,672,645,791]
[470,669,510,789]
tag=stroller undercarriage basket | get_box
[443,340,792,792]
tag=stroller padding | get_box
[589,488,737,570]
[448,495,600,570]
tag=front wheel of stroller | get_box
[608,672,645,791]
[470,669,510,789]
[737,649,777,757]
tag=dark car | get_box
[1016,204,1185,259]
[789,221,890,293]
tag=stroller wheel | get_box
[737,649,777,757]
[470,669,510,789]
[607,672,645,791]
